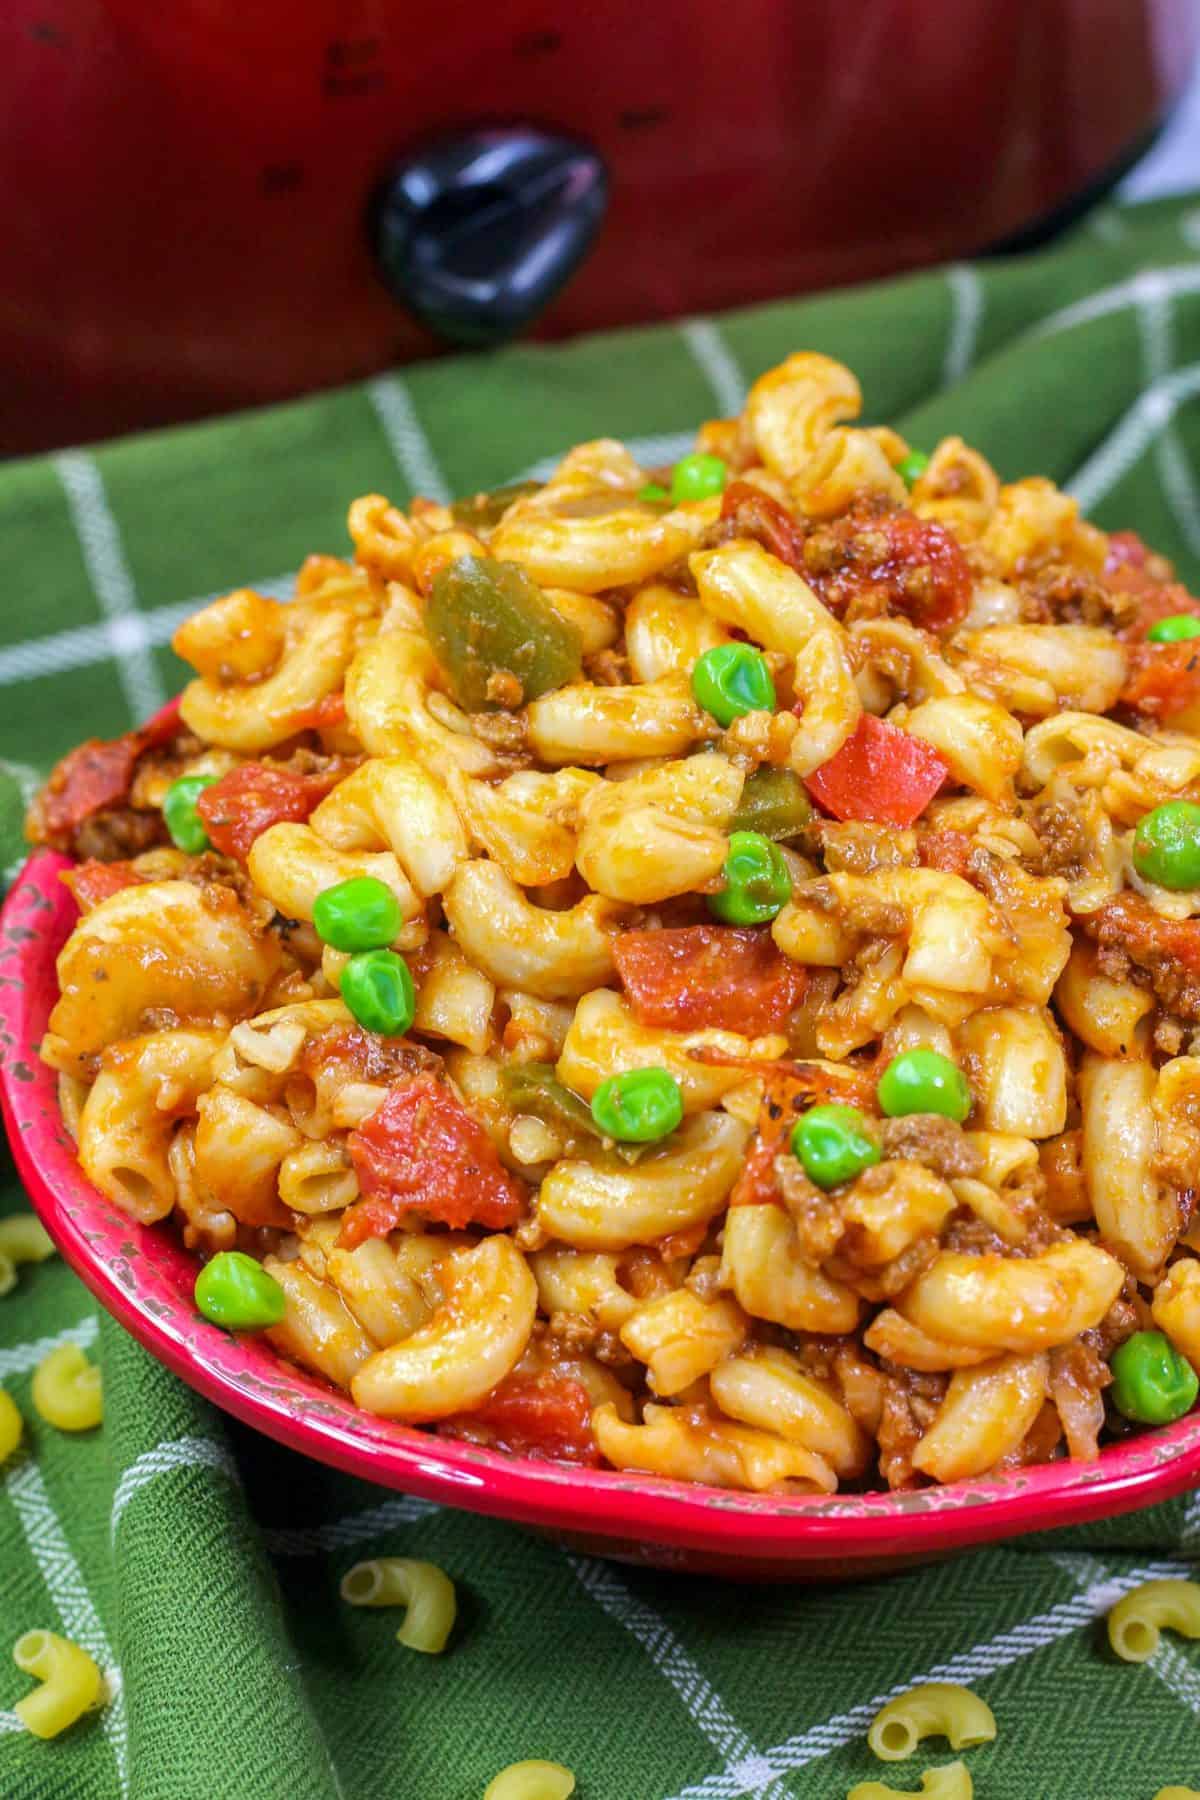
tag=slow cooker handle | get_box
[371,129,608,347]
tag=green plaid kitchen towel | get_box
[4,192,1200,1800]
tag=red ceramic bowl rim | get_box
[5,844,1200,1563]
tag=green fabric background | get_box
[2,192,1200,1800]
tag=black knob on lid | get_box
[372,129,608,347]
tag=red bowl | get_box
[4,850,1199,1579]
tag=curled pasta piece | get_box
[709,1345,871,1477]
[744,350,860,479]
[862,1311,992,1373]
[955,624,1125,718]
[720,1204,862,1334]
[1151,1258,1200,1370]
[1079,1053,1177,1280]
[448,767,600,888]
[529,1247,637,1331]
[979,476,1105,575]
[351,1236,537,1421]
[194,1085,302,1229]
[77,1028,226,1223]
[911,434,1001,540]
[12,1629,104,1739]
[809,867,1010,998]
[793,427,905,519]
[868,1684,996,1762]
[536,1111,749,1252]
[910,1353,1048,1483]
[901,695,1022,807]
[896,1241,1125,1353]
[44,882,280,1069]
[339,1557,457,1653]
[592,1402,837,1493]
[308,755,469,896]
[575,753,742,904]
[0,1389,23,1464]
[1107,1579,1200,1663]
[345,630,501,775]
[527,675,704,767]
[956,1005,1067,1139]
[411,930,496,1055]
[247,823,422,945]
[625,584,729,682]
[264,1255,379,1389]
[490,498,718,593]
[1054,940,1153,1058]
[556,989,760,1114]
[691,540,860,775]
[619,1288,748,1396]
[848,1762,973,1800]
[177,599,364,751]
[348,493,420,581]
[32,1343,103,1432]
[0,1215,55,1275]
[443,860,621,1000]
[484,1762,576,1800]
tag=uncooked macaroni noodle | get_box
[12,1630,103,1738]
[30,349,1200,1493]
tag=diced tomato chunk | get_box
[613,924,807,1035]
[1121,641,1200,721]
[727,1060,878,1207]
[802,505,971,631]
[804,714,949,826]
[32,737,138,845]
[342,1074,527,1242]
[61,858,144,910]
[1105,529,1153,574]
[286,691,347,734]
[197,761,345,860]
[718,481,807,573]
[917,828,973,878]
[30,708,182,851]
[439,1370,598,1465]
[1083,891,1200,979]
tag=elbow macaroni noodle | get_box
[12,1629,104,1739]
[339,1557,457,1653]
[31,346,1200,1493]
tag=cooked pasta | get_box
[30,347,1200,1493]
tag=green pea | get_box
[1132,800,1200,891]
[313,876,403,952]
[670,453,727,504]
[896,450,930,487]
[1110,1330,1199,1426]
[691,643,777,727]
[1146,613,1200,643]
[877,1047,971,1122]
[791,1104,880,1190]
[590,1067,683,1143]
[706,831,792,925]
[162,774,218,854]
[340,948,415,1037]
[194,1251,287,1331]
[638,482,669,504]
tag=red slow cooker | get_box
[3,0,1197,453]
